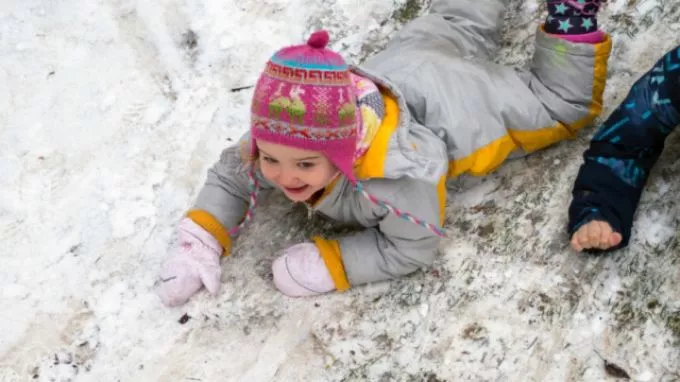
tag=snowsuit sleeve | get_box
[568,45,680,250]
[313,176,445,290]
[190,133,273,255]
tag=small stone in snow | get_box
[604,360,631,379]
[181,30,198,50]
[178,313,191,324]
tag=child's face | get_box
[256,141,339,202]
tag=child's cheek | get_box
[259,163,275,182]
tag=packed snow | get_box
[1,0,679,381]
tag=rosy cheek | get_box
[311,174,327,187]
[259,164,275,181]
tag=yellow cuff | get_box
[312,237,351,291]
[186,209,232,256]
[355,90,399,179]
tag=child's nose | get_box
[278,170,297,185]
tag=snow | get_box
[2,0,680,381]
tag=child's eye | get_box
[262,156,278,164]
[297,162,316,169]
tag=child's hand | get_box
[570,220,622,252]
[272,243,335,297]
[156,218,222,306]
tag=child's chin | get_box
[283,187,319,202]
[289,196,312,204]
[283,189,312,202]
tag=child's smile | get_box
[256,141,339,202]
[282,185,309,195]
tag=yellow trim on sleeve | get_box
[186,209,232,256]
[586,33,611,126]
[447,134,518,178]
[312,237,351,291]
[436,175,447,225]
[355,90,400,179]
[506,34,611,152]
[447,33,611,178]
[507,33,611,153]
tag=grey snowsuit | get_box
[189,0,612,291]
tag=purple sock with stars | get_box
[545,0,603,35]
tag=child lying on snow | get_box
[569,44,680,252]
[157,0,611,306]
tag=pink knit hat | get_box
[249,30,360,184]
[227,31,446,240]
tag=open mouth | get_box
[283,185,309,195]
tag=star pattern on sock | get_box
[581,17,594,31]
[558,19,573,32]
[545,0,600,35]
[554,2,568,14]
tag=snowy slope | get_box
[1,0,679,381]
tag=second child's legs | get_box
[569,45,680,252]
